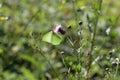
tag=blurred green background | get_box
[0,0,120,80]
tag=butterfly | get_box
[42,24,65,45]
[42,31,63,45]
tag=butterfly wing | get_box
[42,31,62,45]
[51,33,62,45]
[42,31,52,43]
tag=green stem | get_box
[72,0,78,26]
[87,0,102,79]
[114,63,119,80]
[39,49,60,80]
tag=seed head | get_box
[78,21,83,25]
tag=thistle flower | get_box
[53,24,65,34]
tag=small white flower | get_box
[0,3,2,8]
[106,27,111,35]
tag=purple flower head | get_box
[53,24,65,34]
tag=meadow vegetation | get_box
[0,0,120,80]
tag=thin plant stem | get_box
[38,48,60,80]
[23,8,41,32]
[71,0,78,27]
[114,63,119,80]
[71,0,80,63]
[86,0,102,79]
[59,52,68,69]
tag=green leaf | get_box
[21,67,36,80]
[0,48,3,54]
[76,63,81,71]
[20,54,42,69]
[42,31,62,45]
[109,29,118,38]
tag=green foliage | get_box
[0,0,120,80]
